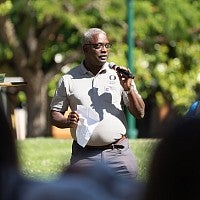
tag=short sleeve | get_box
[50,77,69,112]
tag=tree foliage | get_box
[0,0,199,136]
[134,0,200,114]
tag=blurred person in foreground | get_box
[25,163,145,200]
[0,106,20,200]
[0,106,40,200]
[50,28,145,179]
[142,117,200,200]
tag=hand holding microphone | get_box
[109,62,134,79]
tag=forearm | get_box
[50,111,69,128]
[126,89,145,119]
[51,110,79,129]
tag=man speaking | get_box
[50,28,145,179]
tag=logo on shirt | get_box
[109,75,116,80]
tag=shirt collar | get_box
[80,62,88,75]
[80,61,109,75]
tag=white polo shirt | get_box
[50,62,140,146]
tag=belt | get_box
[84,135,127,150]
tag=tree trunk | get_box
[25,74,49,137]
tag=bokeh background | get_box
[0,0,199,138]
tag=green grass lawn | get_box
[17,138,158,181]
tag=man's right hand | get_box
[50,110,79,129]
[66,111,79,128]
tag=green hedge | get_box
[17,138,158,181]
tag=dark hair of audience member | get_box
[0,106,18,170]
[143,117,200,200]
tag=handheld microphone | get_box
[109,62,134,79]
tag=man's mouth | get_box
[99,55,107,60]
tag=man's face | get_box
[83,33,111,66]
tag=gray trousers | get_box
[70,138,138,179]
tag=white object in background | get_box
[14,108,27,140]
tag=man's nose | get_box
[101,45,108,51]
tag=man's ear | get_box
[82,45,87,52]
